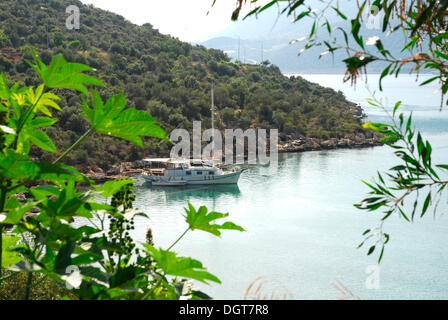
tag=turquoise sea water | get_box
[130,74,448,300]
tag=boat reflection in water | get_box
[137,181,242,203]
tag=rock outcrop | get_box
[278,131,382,153]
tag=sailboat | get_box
[141,83,246,186]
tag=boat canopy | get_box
[143,158,171,163]
[143,158,213,165]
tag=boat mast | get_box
[211,82,215,161]
[211,82,215,133]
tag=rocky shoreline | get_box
[81,130,383,182]
[278,130,383,153]
[83,164,146,182]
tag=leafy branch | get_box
[356,96,448,262]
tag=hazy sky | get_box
[80,0,246,42]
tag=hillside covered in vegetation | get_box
[0,0,368,170]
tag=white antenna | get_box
[238,37,241,61]
[261,41,264,63]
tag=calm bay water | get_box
[130,74,448,299]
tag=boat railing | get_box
[145,168,165,176]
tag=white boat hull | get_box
[152,180,187,186]
[143,170,243,185]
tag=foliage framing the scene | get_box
[0,49,244,300]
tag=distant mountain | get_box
[202,4,413,74]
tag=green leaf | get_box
[54,241,76,272]
[434,50,448,60]
[436,164,448,171]
[0,149,89,184]
[24,84,61,116]
[27,128,57,153]
[350,19,364,49]
[143,245,221,284]
[421,192,431,217]
[1,235,24,268]
[406,113,413,134]
[0,200,38,225]
[398,207,410,222]
[191,290,213,300]
[384,233,390,244]
[379,64,392,91]
[81,91,167,147]
[378,246,385,263]
[309,21,316,39]
[0,72,11,100]
[332,7,347,20]
[343,55,376,70]
[259,0,277,13]
[96,179,134,198]
[393,101,402,116]
[30,117,58,128]
[416,133,425,156]
[184,201,245,237]
[27,48,104,95]
[33,180,94,219]
[362,122,395,135]
[420,76,440,86]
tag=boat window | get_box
[196,171,202,175]
[209,171,214,175]
[186,171,191,175]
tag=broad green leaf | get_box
[0,149,88,183]
[108,266,145,288]
[1,235,24,268]
[30,117,58,128]
[96,179,134,198]
[184,201,245,237]
[0,72,10,99]
[363,122,395,135]
[54,241,76,272]
[24,127,57,153]
[27,48,104,95]
[81,91,167,147]
[143,245,221,284]
[32,181,94,219]
[24,84,61,116]
[1,199,38,225]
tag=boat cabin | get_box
[142,158,218,177]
